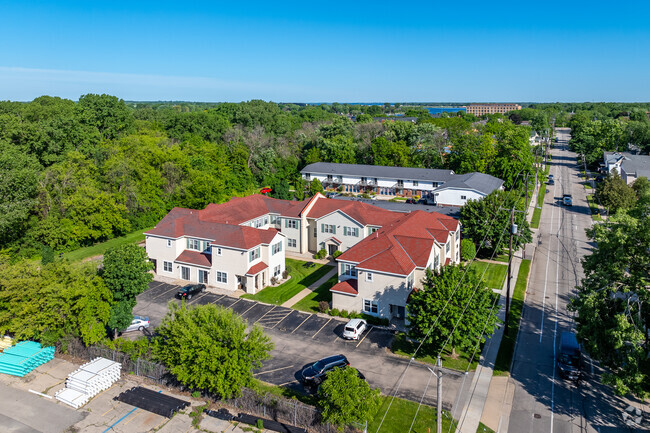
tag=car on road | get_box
[342,318,367,340]
[557,331,581,381]
[547,178,555,185]
[562,193,573,206]
[176,283,206,300]
[124,315,150,332]
[300,354,349,387]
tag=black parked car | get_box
[300,355,349,387]
[176,283,206,300]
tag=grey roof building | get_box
[433,172,505,195]
[603,152,650,185]
[301,162,456,183]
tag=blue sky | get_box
[0,0,648,102]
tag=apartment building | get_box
[465,103,522,116]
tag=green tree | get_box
[154,303,273,398]
[309,178,324,196]
[101,244,153,335]
[407,265,498,355]
[459,190,532,257]
[597,171,637,214]
[460,239,476,261]
[318,367,380,430]
[569,211,650,397]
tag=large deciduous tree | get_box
[407,265,498,356]
[101,244,153,335]
[597,171,638,214]
[318,367,380,430]
[569,208,650,397]
[154,303,273,397]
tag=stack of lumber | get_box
[55,357,121,408]
[0,341,54,377]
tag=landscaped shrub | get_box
[460,239,476,261]
[361,314,390,326]
[332,250,342,258]
[361,193,371,199]
[270,276,278,285]
[329,308,340,316]
[313,249,327,259]
[282,270,289,279]
[318,301,330,313]
[340,309,349,318]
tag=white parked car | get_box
[124,316,150,332]
[342,319,367,340]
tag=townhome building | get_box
[603,151,650,185]
[329,210,460,320]
[300,162,503,206]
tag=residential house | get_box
[300,162,504,206]
[603,152,650,185]
[329,210,461,320]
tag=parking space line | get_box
[210,294,226,304]
[101,406,115,417]
[312,318,332,338]
[279,380,299,387]
[240,302,257,316]
[356,326,373,348]
[270,310,294,329]
[151,285,179,301]
[123,410,141,425]
[255,305,277,323]
[229,298,243,309]
[186,292,208,304]
[253,365,295,376]
[291,315,311,334]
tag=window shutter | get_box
[332,225,336,235]
[186,238,190,248]
[321,224,324,233]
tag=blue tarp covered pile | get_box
[0,341,55,377]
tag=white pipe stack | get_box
[56,358,121,408]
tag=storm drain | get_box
[115,386,189,418]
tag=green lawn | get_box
[391,333,480,372]
[477,422,496,433]
[494,259,531,375]
[530,183,547,229]
[62,227,153,262]
[467,261,508,290]
[292,274,338,312]
[586,194,603,221]
[241,259,334,305]
[368,395,456,433]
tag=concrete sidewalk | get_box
[281,266,338,308]
[454,177,542,433]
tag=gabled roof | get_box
[433,172,504,195]
[330,279,358,296]
[145,208,279,250]
[304,196,400,226]
[200,194,307,224]
[301,162,456,182]
[175,250,212,268]
[337,210,458,276]
[246,261,268,276]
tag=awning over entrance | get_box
[245,261,268,276]
[330,279,358,296]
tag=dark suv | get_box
[176,283,206,300]
[300,355,349,387]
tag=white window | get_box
[270,215,278,224]
[249,247,260,262]
[285,219,298,229]
[455,230,460,241]
[434,254,440,269]
[181,266,190,280]
[363,299,378,314]
[343,264,357,277]
[461,195,467,200]
[188,238,201,250]
[407,273,414,289]
[163,261,173,272]
[322,224,336,234]
[198,269,209,284]
[344,226,359,237]
[413,180,418,187]
[273,265,281,277]
[369,227,379,234]
[313,227,317,237]
[216,271,227,284]
[166,239,172,248]
[446,241,450,253]
[366,272,373,282]
[272,242,282,255]
[288,239,297,248]
[216,247,222,256]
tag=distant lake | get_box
[426,107,466,115]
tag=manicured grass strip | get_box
[586,194,603,221]
[62,227,153,262]
[292,274,338,312]
[368,395,456,433]
[241,259,333,305]
[530,183,547,229]
[494,259,531,375]
[477,422,496,433]
[467,261,508,290]
[391,333,479,372]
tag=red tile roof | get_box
[330,279,358,296]
[303,197,399,227]
[338,210,458,275]
[175,250,212,268]
[200,194,307,224]
[246,261,268,276]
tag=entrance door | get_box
[237,276,245,291]
[328,244,337,256]
[150,259,157,273]
[390,304,405,319]
[198,269,209,284]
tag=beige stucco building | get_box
[464,103,522,116]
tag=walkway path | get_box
[281,266,338,308]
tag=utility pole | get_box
[524,173,529,213]
[427,357,465,432]
[505,209,515,336]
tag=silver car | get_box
[342,319,367,340]
[124,315,150,332]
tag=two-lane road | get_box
[507,128,635,433]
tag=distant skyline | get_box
[1,1,649,102]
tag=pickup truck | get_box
[562,193,573,206]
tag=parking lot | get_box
[134,281,470,408]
